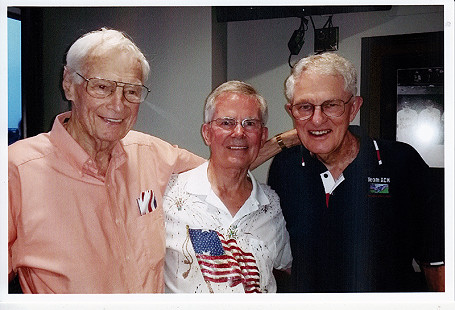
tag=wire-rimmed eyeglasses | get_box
[209,117,264,133]
[290,95,354,120]
[75,72,150,104]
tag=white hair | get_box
[204,80,268,124]
[285,52,357,103]
[66,27,150,83]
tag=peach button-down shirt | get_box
[8,112,205,293]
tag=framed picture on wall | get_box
[396,67,444,168]
[360,31,444,168]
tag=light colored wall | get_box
[227,5,444,182]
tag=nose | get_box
[231,122,245,136]
[107,87,127,112]
[310,105,326,125]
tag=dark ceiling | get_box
[216,6,392,22]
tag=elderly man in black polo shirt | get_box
[268,52,444,292]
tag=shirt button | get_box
[324,173,329,178]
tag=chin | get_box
[224,159,251,169]
[305,143,334,156]
[98,132,128,143]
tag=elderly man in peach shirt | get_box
[8,28,206,293]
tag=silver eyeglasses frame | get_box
[290,95,354,120]
[209,117,264,133]
[74,72,150,104]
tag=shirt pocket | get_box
[131,206,165,271]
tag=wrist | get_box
[275,134,287,150]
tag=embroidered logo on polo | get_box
[367,177,391,196]
[137,189,157,215]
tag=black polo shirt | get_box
[268,126,444,292]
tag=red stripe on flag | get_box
[193,231,261,293]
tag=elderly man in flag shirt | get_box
[163,81,292,293]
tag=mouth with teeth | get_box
[102,117,123,124]
[227,146,248,150]
[309,129,331,136]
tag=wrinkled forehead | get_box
[214,92,262,117]
[215,92,261,108]
[300,66,351,91]
[82,48,143,80]
[296,71,345,88]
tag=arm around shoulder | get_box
[174,147,206,174]
[251,129,300,170]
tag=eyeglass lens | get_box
[212,118,262,132]
[291,97,352,120]
[86,78,148,103]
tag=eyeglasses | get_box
[209,117,263,133]
[75,72,150,104]
[290,95,354,120]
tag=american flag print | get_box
[188,228,261,293]
[136,189,157,215]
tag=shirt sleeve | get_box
[172,146,206,175]
[392,141,444,265]
[8,158,20,281]
[122,131,206,177]
[414,150,445,264]
[263,185,292,270]
[273,209,292,270]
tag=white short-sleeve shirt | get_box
[163,162,292,293]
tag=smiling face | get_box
[287,72,362,159]
[63,49,143,149]
[202,92,268,170]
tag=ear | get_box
[260,126,269,148]
[349,96,363,122]
[285,103,293,117]
[62,66,75,101]
[201,123,211,146]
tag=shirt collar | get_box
[49,112,127,179]
[185,161,212,195]
[185,161,270,215]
